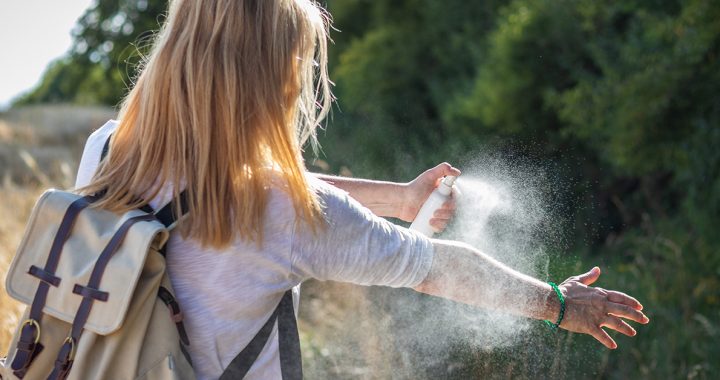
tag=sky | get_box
[0,0,94,111]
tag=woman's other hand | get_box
[556,267,650,349]
[400,163,461,232]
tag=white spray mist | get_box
[303,156,570,379]
[367,157,563,377]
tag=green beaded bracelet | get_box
[544,282,565,331]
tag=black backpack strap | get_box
[100,133,185,227]
[154,191,189,229]
[97,134,154,213]
[220,290,302,380]
[277,290,303,379]
[100,133,111,162]
[154,191,188,257]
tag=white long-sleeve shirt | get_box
[75,120,433,379]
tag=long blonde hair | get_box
[80,0,333,247]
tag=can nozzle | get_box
[442,175,457,187]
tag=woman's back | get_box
[76,121,434,379]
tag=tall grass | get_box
[0,104,116,355]
[0,183,42,354]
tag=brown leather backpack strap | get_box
[157,286,191,346]
[10,195,97,377]
[47,214,157,380]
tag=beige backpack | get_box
[0,137,303,380]
[0,189,195,380]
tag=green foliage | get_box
[19,0,168,106]
[577,214,720,378]
[319,0,506,179]
[448,0,588,150]
[319,0,720,377]
[18,58,126,106]
[18,0,720,377]
[556,0,720,177]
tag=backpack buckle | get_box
[20,319,41,345]
[61,337,76,362]
[10,319,43,376]
[48,337,76,380]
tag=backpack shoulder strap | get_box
[154,192,189,229]
[276,290,302,379]
[100,134,111,163]
[220,290,302,380]
[100,133,187,229]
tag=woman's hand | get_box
[313,164,459,222]
[557,267,649,349]
[399,163,461,232]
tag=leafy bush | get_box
[12,0,720,377]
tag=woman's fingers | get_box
[606,290,643,310]
[429,198,458,231]
[606,302,649,324]
[436,162,462,178]
[601,316,637,337]
[429,217,451,231]
[561,268,649,349]
[433,208,455,220]
[440,196,457,213]
[426,163,461,184]
[590,327,617,349]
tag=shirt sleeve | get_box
[290,177,434,288]
[74,120,118,188]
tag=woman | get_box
[75,0,648,379]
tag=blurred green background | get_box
[11,0,720,378]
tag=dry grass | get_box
[0,183,43,354]
[0,104,116,355]
[0,104,116,187]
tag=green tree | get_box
[19,0,167,106]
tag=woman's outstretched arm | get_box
[415,239,649,349]
[313,163,461,231]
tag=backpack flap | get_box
[5,189,169,335]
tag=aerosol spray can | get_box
[410,175,457,237]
